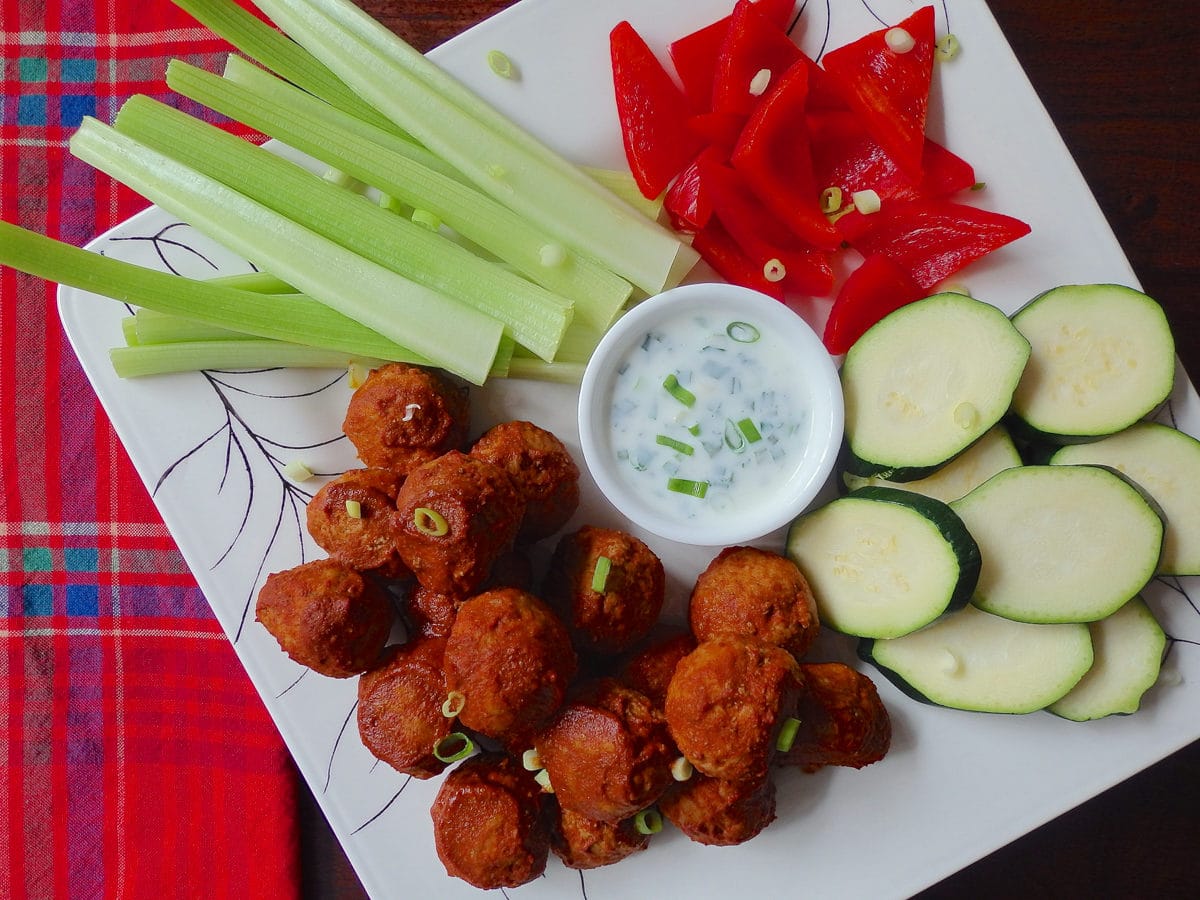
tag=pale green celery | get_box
[120,315,140,346]
[205,271,296,293]
[172,57,632,330]
[581,166,666,221]
[0,220,437,363]
[134,308,263,344]
[504,358,586,385]
[68,118,502,384]
[513,318,607,366]
[168,0,401,134]
[252,0,699,296]
[114,95,572,361]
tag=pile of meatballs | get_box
[255,362,892,890]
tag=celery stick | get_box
[170,57,632,329]
[581,166,666,221]
[68,117,502,385]
[504,358,586,385]
[114,95,572,361]
[251,0,698,296]
[206,271,296,293]
[168,0,401,134]
[120,315,140,347]
[134,308,262,344]
[110,340,390,378]
[0,220,436,363]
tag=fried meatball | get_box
[255,558,393,678]
[342,363,470,473]
[689,546,820,658]
[306,467,409,579]
[393,451,525,596]
[659,771,777,846]
[430,751,550,890]
[535,678,676,823]
[470,420,580,543]
[543,526,666,657]
[550,803,650,870]
[664,634,804,782]
[777,662,891,773]
[619,630,697,708]
[443,588,577,750]
[356,637,453,779]
[402,549,533,639]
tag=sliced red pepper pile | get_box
[609,2,1032,354]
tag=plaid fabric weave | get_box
[2,2,301,896]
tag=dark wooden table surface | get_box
[300,2,1200,897]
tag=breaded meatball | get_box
[356,637,453,779]
[393,451,525,596]
[342,363,469,473]
[777,662,891,773]
[255,558,393,678]
[664,634,804,782]
[618,629,697,708]
[550,803,650,870]
[470,420,580,543]
[689,546,820,658]
[659,771,777,847]
[430,751,550,890]
[402,549,533,639]
[535,678,676,823]
[443,588,577,750]
[306,467,409,579]
[543,526,666,657]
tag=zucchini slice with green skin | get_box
[861,605,1094,714]
[785,486,980,639]
[1009,284,1175,444]
[1047,596,1166,722]
[950,465,1163,624]
[842,423,1023,503]
[841,292,1030,482]
[1050,422,1200,575]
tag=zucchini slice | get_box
[1050,422,1200,575]
[841,292,1030,481]
[1009,284,1175,443]
[785,486,980,639]
[842,424,1023,503]
[861,605,1093,714]
[950,465,1163,623]
[1047,596,1166,722]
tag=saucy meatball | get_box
[342,362,470,474]
[255,558,393,678]
[393,451,525,596]
[777,662,892,772]
[618,630,697,708]
[535,678,676,823]
[306,467,408,579]
[550,803,650,870]
[430,751,550,890]
[356,637,453,779]
[659,771,777,847]
[689,546,820,658]
[664,634,804,782]
[470,420,580,543]
[543,526,666,658]
[443,588,577,750]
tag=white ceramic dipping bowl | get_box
[578,283,844,546]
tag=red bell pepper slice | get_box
[693,218,786,301]
[822,253,925,353]
[820,5,936,179]
[711,0,804,116]
[610,20,703,199]
[687,111,748,156]
[663,146,724,233]
[731,59,840,251]
[835,197,1032,290]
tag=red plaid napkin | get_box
[1,2,302,896]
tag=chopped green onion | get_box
[726,321,761,343]
[521,748,542,771]
[724,418,747,454]
[763,258,786,282]
[282,460,314,482]
[662,373,696,408]
[748,67,772,97]
[432,732,476,763]
[634,808,663,835]
[538,242,567,267]
[534,769,554,793]
[414,507,450,537]
[347,361,372,389]
[885,27,916,53]
[410,208,441,231]
[686,423,702,436]
[820,186,844,214]
[591,556,612,593]
[852,188,882,215]
[486,49,517,79]
[670,757,694,782]
[936,33,962,62]
[655,434,695,456]
[344,499,363,519]
[737,417,763,444]
[442,691,466,718]
[667,477,709,499]
[775,716,802,753]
